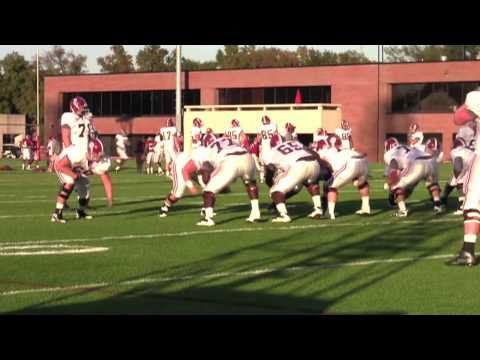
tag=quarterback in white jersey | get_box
[261,136,332,223]
[383,137,442,217]
[197,136,261,226]
[335,120,353,150]
[448,90,480,266]
[317,134,371,219]
[160,119,178,176]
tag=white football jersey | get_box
[207,137,247,167]
[61,112,91,154]
[408,131,424,148]
[384,145,412,171]
[154,135,163,153]
[161,126,177,151]
[191,126,205,148]
[335,128,353,150]
[261,141,312,173]
[225,127,244,142]
[115,134,129,149]
[313,134,328,143]
[320,148,364,173]
[257,123,278,152]
[59,145,89,170]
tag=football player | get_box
[197,136,261,226]
[257,115,279,183]
[384,137,442,217]
[335,120,353,150]
[202,128,217,147]
[153,130,165,176]
[144,136,157,175]
[441,138,475,215]
[262,135,332,223]
[20,134,34,170]
[448,90,480,266]
[159,146,212,218]
[407,123,425,151]
[225,119,244,142]
[317,134,371,219]
[114,129,129,172]
[313,128,329,149]
[191,117,205,150]
[160,118,179,177]
[283,122,298,142]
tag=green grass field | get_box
[0,159,475,315]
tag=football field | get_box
[0,160,477,315]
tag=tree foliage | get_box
[383,45,480,62]
[39,45,87,75]
[136,45,170,72]
[97,45,134,73]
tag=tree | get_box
[97,45,134,73]
[39,45,87,75]
[383,45,480,62]
[135,45,170,72]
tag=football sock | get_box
[275,203,288,217]
[361,196,370,211]
[251,199,260,213]
[398,200,407,212]
[312,195,321,209]
[462,237,476,255]
[205,207,214,219]
[328,201,335,216]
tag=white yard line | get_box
[0,217,462,247]
[0,253,456,297]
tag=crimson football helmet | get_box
[384,137,400,152]
[88,138,104,162]
[316,139,329,151]
[193,117,203,127]
[70,96,88,116]
[327,134,342,150]
[231,119,240,127]
[341,120,350,130]
[285,122,296,133]
[167,118,175,127]
[409,123,419,133]
[261,115,271,125]
[317,128,327,136]
[206,128,213,134]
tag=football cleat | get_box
[51,213,67,224]
[446,251,476,267]
[355,209,371,216]
[76,209,93,220]
[246,212,261,223]
[453,209,464,216]
[159,209,168,218]
[272,215,292,223]
[433,205,444,215]
[200,208,217,218]
[308,208,324,219]
[196,218,215,227]
[393,210,408,217]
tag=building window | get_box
[62,90,201,117]
[3,134,18,144]
[392,82,480,113]
[218,86,331,105]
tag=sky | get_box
[0,45,380,73]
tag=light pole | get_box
[176,45,182,135]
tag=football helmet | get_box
[202,133,215,147]
[316,139,328,151]
[231,119,240,127]
[425,138,439,154]
[193,117,203,127]
[341,120,350,130]
[206,127,213,134]
[70,96,88,116]
[327,134,342,150]
[384,137,400,152]
[409,123,419,133]
[453,138,467,149]
[167,118,175,127]
[261,115,271,125]
[88,138,104,162]
[285,122,296,133]
[317,128,327,136]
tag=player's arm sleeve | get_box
[265,163,276,188]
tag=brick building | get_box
[44,60,480,161]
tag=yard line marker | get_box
[0,253,456,297]
[0,244,109,256]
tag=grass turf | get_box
[0,159,474,315]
